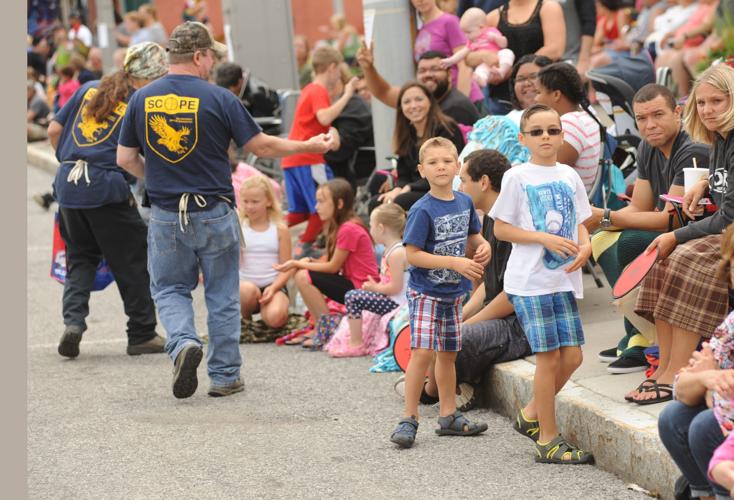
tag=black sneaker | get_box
[598,347,619,363]
[58,325,84,358]
[33,192,55,211]
[607,355,649,374]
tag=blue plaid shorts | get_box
[507,292,584,353]
[407,288,463,352]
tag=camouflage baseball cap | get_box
[167,21,227,58]
[124,42,168,79]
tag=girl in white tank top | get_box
[238,176,291,329]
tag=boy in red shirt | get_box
[282,45,357,251]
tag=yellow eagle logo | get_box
[148,115,191,155]
[77,112,110,142]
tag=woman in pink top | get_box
[412,0,484,106]
[275,178,377,343]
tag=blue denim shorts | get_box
[507,292,584,353]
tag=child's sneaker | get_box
[535,435,594,465]
[456,383,477,412]
[390,416,419,448]
[513,409,540,442]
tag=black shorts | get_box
[308,271,354,304]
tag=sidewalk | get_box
[26,141,678,499]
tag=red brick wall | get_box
[154,0,224,40]
[291,0,364,48]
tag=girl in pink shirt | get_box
[275,178,377,345]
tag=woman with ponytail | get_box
[47,42,169,359]
[533,62,604,194]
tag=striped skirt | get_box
[635,234,727,338]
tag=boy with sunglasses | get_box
[488,103,595,465]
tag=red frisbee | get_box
[393,326,412,372]
[612,247,659,299]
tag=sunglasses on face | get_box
[523,127,563,137]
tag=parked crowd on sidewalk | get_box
[27,0,734,495]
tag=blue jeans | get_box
[658,401,728,498]
[148,202,242,386]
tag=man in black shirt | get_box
[357,46,481,125]
[585,84,711,377]
[27,35,50,83]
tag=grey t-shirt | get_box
[559,0,597,63]
[439,88,480,126]
[675,131,734,244]
[28,93,50,124]
[636,130,710,211]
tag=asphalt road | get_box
[27,165,646,499]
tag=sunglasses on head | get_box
[523,127,563,137]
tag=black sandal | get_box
[633,382,673,406]
[624,378,656,402]
[535,435,594,465]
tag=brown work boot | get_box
[127,334,166,356]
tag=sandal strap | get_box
[439,411,478,432]
[540,436,590,461]
[396,417,418,431]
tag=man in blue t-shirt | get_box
[117,22,335,400]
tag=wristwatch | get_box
[600,208,612,228]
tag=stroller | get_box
[586,52,656,185]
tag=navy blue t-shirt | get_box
[52,80,135,209]
[403,191,482,298]
[118,74,262,211]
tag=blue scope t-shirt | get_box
[52,80,136,208]
[118,74,262,211]
[402,191,482,298]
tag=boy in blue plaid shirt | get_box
[390,137,491,449]
[489,104,595,465]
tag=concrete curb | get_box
[483,359,678,499]
[27,143,58,175]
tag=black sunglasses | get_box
[522,127,563,137]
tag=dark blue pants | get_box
[658,401,728,498]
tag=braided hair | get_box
[536,62,608,149]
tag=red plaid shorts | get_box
[407,288,463,352]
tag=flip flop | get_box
[276,327,311,346]
[633,382,673,406]
[624,378,657,402]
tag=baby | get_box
[441,7,515,87]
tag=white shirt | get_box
[239,221,280,288]
[488,162,592,298]
[561,111,602,194]
[69,24,93,48]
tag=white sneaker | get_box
[456,383,476,412]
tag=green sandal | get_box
[535,435,594,465]
[513,409,540,442]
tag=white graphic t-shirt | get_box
[489,162,592,298]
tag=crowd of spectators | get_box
[27,0,734,494]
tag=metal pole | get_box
[95,0,118,74]
[332,0,344,15]
[363,0,414,168]
[221,0,299,90]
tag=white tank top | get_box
[239,221,279,288]
[382,242,409,306]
